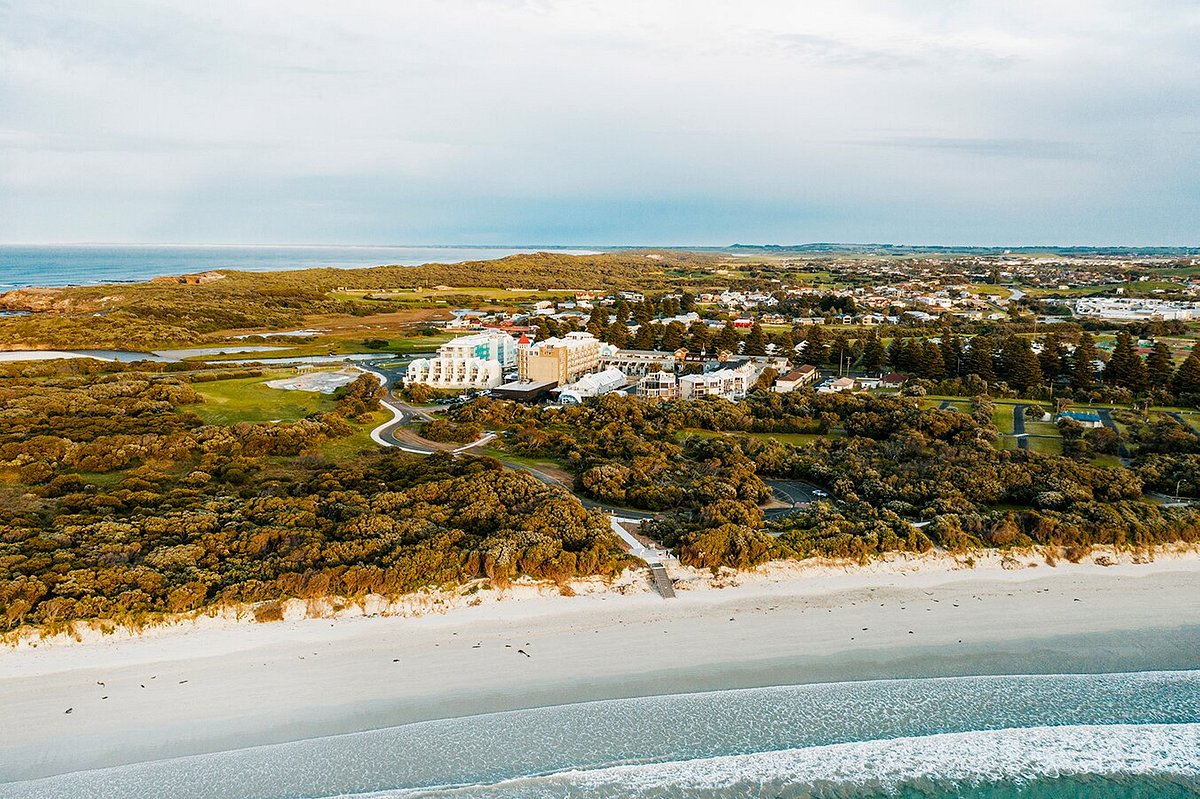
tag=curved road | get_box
[360,368,822,522]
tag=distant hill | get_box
[714,243,1200,257]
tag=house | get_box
[855,376,882,390]
[517,331,602,384]
[880,372,909,389]
[638,370,679,399]
[1057,411,1104,429]
[557,368,627,404]
[774,365,820,393]
[678,361,761,401]
[405,330,518,390]
[816,376,857,393]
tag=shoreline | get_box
[5,543,1197,652]
[2,546,1199,782]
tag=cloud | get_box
[773,33,1019,71]
[0,0,1198,244]
[858,137,1088,161]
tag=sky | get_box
[1,0,1198,246]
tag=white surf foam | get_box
[375,723,1200,798]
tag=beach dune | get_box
[1,551,1199,783]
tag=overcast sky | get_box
[1,0,1198,246]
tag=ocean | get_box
[6,671,1198,799]
[0,244,601,291]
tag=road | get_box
[1011,403,1029,449]
[360,368,824,524]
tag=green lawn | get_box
[320,410,389,460]
[1092,454,1125,468]
[1026,436,1062,455]
[1025,419,1060,438]
[992,407,1015,434]
[190,373,336,424]
[194,335,447,361]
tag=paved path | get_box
[1095,408,1132,460]
[1168,411,1199,434]
[1012,403,1029,449]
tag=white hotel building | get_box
[405,330,518,390]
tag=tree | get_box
[632,324,656,350]
[744,323,768,356]
[921,340,946,381]
[862,335,887,375]
[1105,330,1147,393]
[804,326,829,365]
[586,305,608,336]
[940,335,964,378]
[1173,350,1200,398]
[830,333,852,371]
[1071,332,1099,392]
[604,320,630,348]
[687,321,712,354]
[1039,332,1066,382]
[1146,340,1174,388]
[661,322,686,351]
[999,336,1042,392]
[715,322,740,353]
[888,337,912,372]
[964,335,995,382]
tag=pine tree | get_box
[715,322,740,353]
[633,300,655,325]
[830,333,851,371]
[1173,351,1200,397]
[964,335,995,382]
[1000,336,1043,392]
[661,322,685,351]
[614,300,630,324]
[632,324,656,350]
[1106,330,1146,393]
[1038,332,1065,381]
[1071,332,1099,391]
[805,326,829,365]
[605,321,630,348]
[687,321,712,354]
[862,335,887,374]
[772,330,795,355]
[1146,340,1174,388]
[887,337,909,372]
[923,340,946,380]
[586,305,608,336]
[744,323,768,356]
[940,335,963,378]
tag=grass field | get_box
[195,334,448,361]
[332,287,578,303]
[1026,435,1062,454]
[991,406,1015,434]
[321,410,389,460]
[190,372,336,424]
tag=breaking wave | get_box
[367,724,1200,799]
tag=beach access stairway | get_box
[608,516,677,599]
[648,563,676,598]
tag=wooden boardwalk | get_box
[649,563,676,598]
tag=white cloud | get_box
[0,0,1198,244]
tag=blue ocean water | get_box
[4,671,1198,799]
[0,244,601,290]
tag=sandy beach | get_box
[2,547,1199,784]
